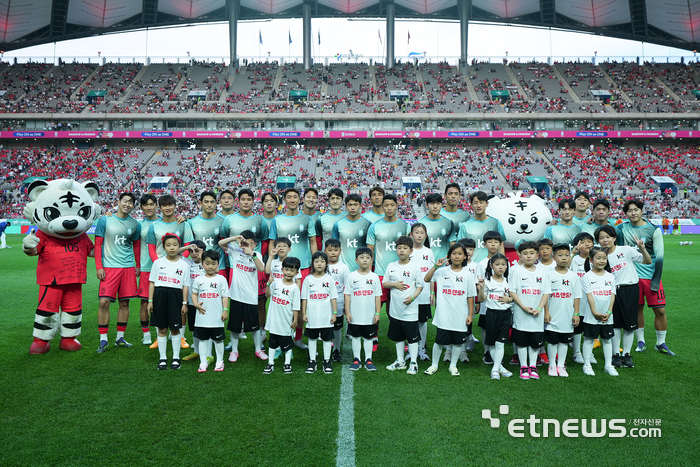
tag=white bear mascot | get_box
[22,179,100,354]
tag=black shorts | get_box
[150,287,184,331]
[333,313,344,330]
[435,328,469,346]
[583,322,614,340]
[484,308,513,346]
[268,333,294,352]
[187,305,196,332]
[545,330,574,345]
[347,323,378,340]
[478,313,487,329]
[418,304,432,323]
[387,319,421,344]
[510,329,545,350]
[227,300,260,333]
[193,326,225,342]
[304,327,334,341]
[613,283,639,331]
[574,316,585,335]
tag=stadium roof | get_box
[0,0,699,52]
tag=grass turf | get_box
[1,234,698,466]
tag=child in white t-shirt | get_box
[325,239,349,362]
[191,250,229,372]
[409,223,434,361]
[301,251,339,374]
[422,243,476,377]
[264,256,302,374]
[569,232,595,364]
[181,240,205,358]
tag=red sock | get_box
[98,325,108,341]
[117,323,127,333]
[295,327,303,341]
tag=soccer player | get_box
[595,225,651,369]
[544,198,582,247]
[188,191,225,276]
[440,183,472,233]
[94,192,141,352]
[617,199,674,356]
[417,192,456,261]
[218,189,236,279]
[345,247,382,371]
[580,198,615,238]
[268,188,317,349]
[259,191,279,344]
[315,188,347,247]
[302,187,321,251]
[0,219,10,248]
[332,193,372,272]
[509,241,551,380]
[572,191,591,226]
[147,194,194,349]
[544,244,582,377]
[264,257,302,374]
[457,191,506,263]
[383,236,424,375]
[362,186,385,224]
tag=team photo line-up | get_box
[22,183,673,378]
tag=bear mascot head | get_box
[486,192,552,265]
[23,179,100,354]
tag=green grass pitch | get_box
[1,234,699,466]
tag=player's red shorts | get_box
[258,270,269,296]
[137,271,150,299]
[38,283,83,313]
[378,275,390,303]
[639,279,666,308]
[99,267,138,301]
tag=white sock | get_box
[432,343,443,367]
[268,347,275,364]
[635,327,645,343]
[538,346,545,354]
[602,338,613,367]
[419,322,428,349]
[408,342,418,364]
[363,338,373,361]
[612,328,622,356]
[547,343,558,368]
[308,338,318,361]
[516,345,528,369]
[284,349,292,364]
[449,345,460,368]
[557,343,568,368]
[483,343,492,355]
[528,347,538,368]
[200,340,211,366]
[492,342,505,373]
[582,338,594,366]
[323,340,332,360]
[573,333,582,354]
[396,342,405,362]
[157,335,168,360]
[622,330,634,355]
[171,333,181,359]
[193,337,201,355]
[352,336,361,360]
[231,333,240,353]
[333,329,342,353]
[116,330,124,340]
[214,340,224,364]
[253,330,261,353]
[656,330,667,346]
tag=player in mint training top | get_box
[579,198,615,238]
[137,194,160,345]
[418,192,456,260]
[332,193,371,272]
[617,199,674,356]
[572,191,591,226]
[366,193,411,309]
[315,188,348,246]
[258,191,279,342]
[218,189,236,277]
[362,186,385,224]
[302,187,322,251]
[457,191,506,263]
[268,187,317,349]
[440,183,472,233]
[188,191,225,273]
[544,198,582,248]
[94,192,141,352]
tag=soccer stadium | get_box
[1,1,699,466]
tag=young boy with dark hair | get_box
[264,256,302,374]
[325,238,350,361]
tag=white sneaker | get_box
[240,333,247,339]
[589,354,598,364]
[424,365,438,375]
[141,334,152,346]
[499,365,513,378]
[572,352,584,364]
[583,364,595,376]
[604,365,619,376]
[418,348,430,361]
[386,359,407,371]
[459,350,470,363]
[406,361,418,375]
[294,339,308,350]
[443,349,452,362]
[491,370,500,380]
[448,366,460,376]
